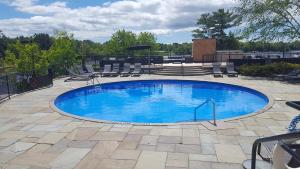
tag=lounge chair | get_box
[243,115,300,169]
[75,65,93,76]
[212,63,223,77]
[226,62,238,77]
[101,64,112,77]
[85,64,100,76]
[131,63,142,76]
[284,69,300,80]
[66,67,93,81]
[110,63,120,76]
[286,74,300,82]
[120,63,131,76]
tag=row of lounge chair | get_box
[273,69,300,82]
[66,63,142,81]
[213,62,238,77]
[101,63,142,77]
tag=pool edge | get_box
[49,79,274,126]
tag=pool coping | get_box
[49,79,274,126]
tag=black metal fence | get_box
[229,58,300,67]
[0,70,53,102]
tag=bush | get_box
[239,62,300,77]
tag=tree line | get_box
[1,0,300,76]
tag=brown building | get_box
[192,38,216,62]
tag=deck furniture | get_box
[101,64,112,77]
[243,115,300,169]
[111,63,120,76]
[66,67,99,85]
[85,64,100,76]
[132,63,142,76]
[274,69,300,80]
[120,63,131,76]
[212,63,223,77]
[226,62,238,77]
[75,65,93,76]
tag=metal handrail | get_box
[194,99,216,126]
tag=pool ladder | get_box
[194,99,217,126]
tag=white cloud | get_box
[0,0,235,42]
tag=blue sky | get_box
[0,0,234,43]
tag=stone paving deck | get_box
[0,75,299,169]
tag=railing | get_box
[0,70,53,102]
[194,99,216,126]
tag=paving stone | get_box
[200,134,219,144]
[182,137,200,145]
[218,135,239,145]
[97,159,136,169]
[161,129,182,136]
[111,150,140,160]
[211,162,243,169]
[27,144,51,153]
[156,143,175,152]
[0,138,18,147]
[182,129,199,137]
[90,141,119,159]
[166,153,188,168]
[90,132,126,141]
[216,129,239,136]
[68,140,98,148]
[158,136,182,144]
[201,143,216,155]
[110,124,132,132]
[135,151,167,169]
[128,128,150,135]
[1,142,36,155]
[74,153,100,169]
[50,148,90,169]
[37,132,67,144]
[9,152,58,168]
[189,161,212,169]
[189,154,218,162]
[140,136,158,146]
[29,125,62,132]
[215,144,247,163]
[59,122,83,132]
[137,145,156,151]
[0,152,16,164]
[118,141,138,150]
[67,128,98,141]
[175,144,201,154]
[124,134,143,142]
[46,139,70,154]
[238,130,257,137]
[0,131,27,139]
[3,164,30,169]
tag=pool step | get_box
[154,66,212,76]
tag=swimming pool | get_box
[54,80,269,124]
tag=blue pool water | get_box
[54,80,269,123]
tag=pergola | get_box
[127,45,152,74]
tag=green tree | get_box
[137,32,158,49]
[104,30,137,57]
[235,0,300,40]
[33,33,53,50]
[4,41,48,75]
[193,9,239,49]
[0,31,9,59]
[47,31,77,76]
